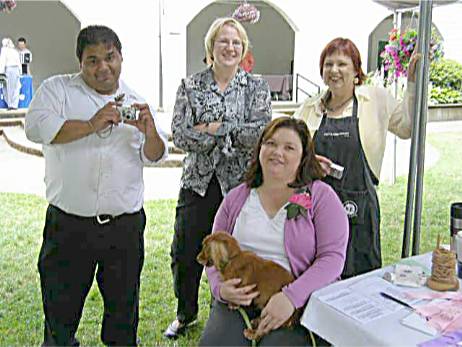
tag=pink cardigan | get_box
[205,180,349,309]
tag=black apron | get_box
[313,96,381,278]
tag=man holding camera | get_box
[25,25,167,346]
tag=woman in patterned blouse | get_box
[164,17,272,338]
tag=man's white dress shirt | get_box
[25,73,168,217]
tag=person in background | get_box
[239,48,255,73]
[199,117,348,346]
[165,17,271,339]
[17,37,32,75]
[294,37,419,278]
[0,37,21,110]
[25,25,168,346]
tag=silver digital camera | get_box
[328,162,344,180]
[117,106,139,121]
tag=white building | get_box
[1,0,461,182]
[1,0,461,108]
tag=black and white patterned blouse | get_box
[172,67,271,197]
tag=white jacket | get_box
[294,83,415,179]
[0,47,21,73]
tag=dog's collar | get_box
[218,259,228,271]
[218,252,240,271]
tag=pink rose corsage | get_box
[285,192,312,220]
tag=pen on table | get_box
[380,292,414,309]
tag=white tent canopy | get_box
[373,0,458,11]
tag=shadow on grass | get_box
[0,132,461,345]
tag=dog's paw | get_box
[243,328,259,341]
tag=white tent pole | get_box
[402,27,420,258]
[158,0,164,111]
[411,0,433,255]
[391,10,402,185]
[402,0,433,257]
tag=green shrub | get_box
[430,59,462,90]
[429,86,462,104]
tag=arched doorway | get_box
[0,1,80,91]
[186,1,295,99]
[368,12,442,73]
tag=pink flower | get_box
[286,192,312,220]
[288,193,312,210]
[0,0,16,13]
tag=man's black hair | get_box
[17,37,26,43]
[76,25,122,63]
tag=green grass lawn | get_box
[0,132,461,346]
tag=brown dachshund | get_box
[197,231,299,341]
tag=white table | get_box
[301,253,454,347]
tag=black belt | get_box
[93,211,142,225]
[50,205,142,226]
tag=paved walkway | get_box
[1,120,462,201]
[0,137,182,200]
[380,120,462,183]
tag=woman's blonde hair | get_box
[204,17,249,66]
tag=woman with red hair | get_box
[295,37,419,278]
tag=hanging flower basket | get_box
[232,2,260,24]
[380,28,444,86]
[0,0,16,13]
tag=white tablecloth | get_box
[301,253,451,347]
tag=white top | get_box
[18,48,32,64]
[233,189,291,272]
[25,73,169,217]
[0,46,21,73]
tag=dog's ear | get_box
[225,237,240,259]
[196,242,210,266]
[218,259,228,271]
[210,239,227,271]
[212,237,241,271]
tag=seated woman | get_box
[199,117,349,346]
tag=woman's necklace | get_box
[325,95,353,113]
